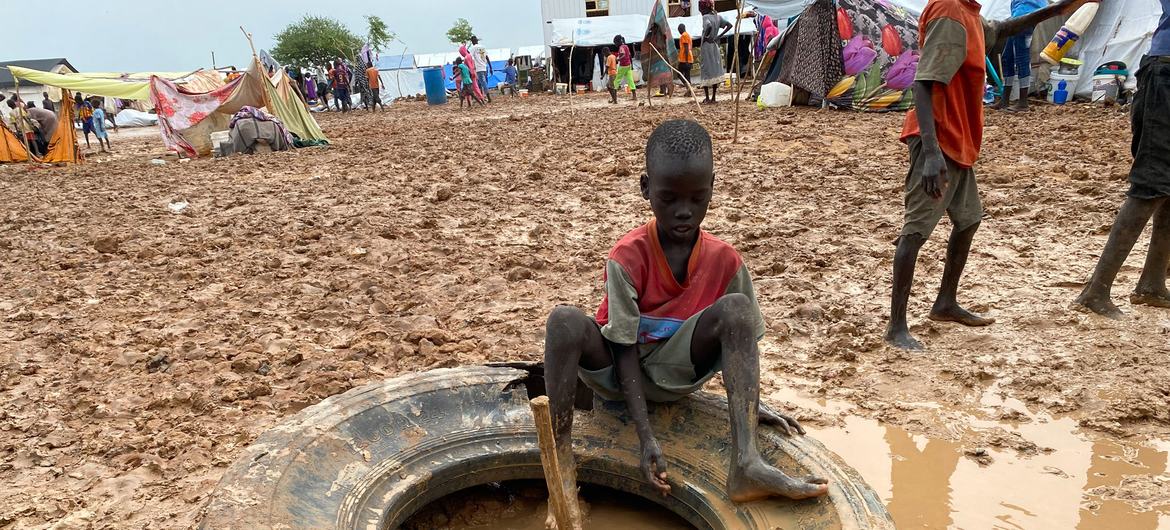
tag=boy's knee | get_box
[712,293,754,330]
[546,305,589,338]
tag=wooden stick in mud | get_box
[530,395,583,530]
[732,0,745,143]
[646,42,703,114]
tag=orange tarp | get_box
[0,89,82,164]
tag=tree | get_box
[365,15,396,53]
[272,16,363,69]
[446,18,474,45]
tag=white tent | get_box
[548,9,756,47]
[515,45,548,59]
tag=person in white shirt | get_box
[469,35,493,103]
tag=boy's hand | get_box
[921,144,949,200]
[1059,0,1099,13]
[640,437,671,496]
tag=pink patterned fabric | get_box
[149,73,252,157]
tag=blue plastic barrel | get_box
[423,67,447,106]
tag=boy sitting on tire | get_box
[542,119,829,501]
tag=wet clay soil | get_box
[1,93,1168,528]
[402,480,693,530]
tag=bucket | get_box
[422,67,447,106]
[555,83,568,95]
[1047,72,1079,103]
[1091,74,1122,103]
[575,84,589,93]
[519,89,530,98]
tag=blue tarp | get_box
[376,54,416,70]
[440,60,510,91]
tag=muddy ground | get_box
[1,93,1167,529]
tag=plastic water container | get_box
[1048,72,1079,103]
[422,67,447,105]
[1091,74,1122,103]
[1053,80,1069,105]
[757,82,793,107]
[1041,3,1099,65]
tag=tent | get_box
[0,89,81,164]
[151,57,326,157]
[546,9,757,87]
[9,57,327,158]
[765,0,1160,110]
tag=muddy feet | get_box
[1073,292,1125,319]
[928,303,995,327]
[884,327,923,351]
[1130,289,1170,309]
[727,459,829,502]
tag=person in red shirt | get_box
[613,35,637,102]
[542,120,829,502]
[887,0,1093,350]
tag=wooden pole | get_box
[647,42,703,114]
[732,1,745,143]
[529,396,583,530]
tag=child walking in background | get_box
[91,99,111,153]
[75,93,93,149]
[603,47,619,104]
[452,58,483,108]
[678,23,694,95]
[613,35,637,102]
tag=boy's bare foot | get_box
[1073,293,1125,319]
[1131,290,1170,308]
[727,460,829,502]
[928,303,995,326]
[884,328,923,350]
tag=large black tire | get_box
[200,366,892,529]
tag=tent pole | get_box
[13,75,33,162]
[240,26,258,58]
[732,0,745,143]
[212,51,217,69]
[647,43,702,113]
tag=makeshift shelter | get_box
[763,0,1159,110]
[545,9,755,88]
[8,56,326,159]
[150,57,326,157]
[0,89,81,164]
[0,58,76,108]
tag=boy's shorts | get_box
[1127,55,1170,199]
[460,85,473,98]
[615,66,636,90]
[900,135,983,240]
[82,118,93,135]
[578,309,721,403]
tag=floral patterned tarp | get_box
[825,0,921,111]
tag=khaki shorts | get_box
[579,309,722,403]
[901,136,984,239]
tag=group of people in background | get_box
[1,91,112,156]
[599,0,774,105]
[451,35,520,108]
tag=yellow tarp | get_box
[8,66,152,100]
[267,69,327,142]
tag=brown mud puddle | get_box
[402,480,693,529]
[772,381,1170,529]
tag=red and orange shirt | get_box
[900,0,986,168]
[596,221,765,345]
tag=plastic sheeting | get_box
[114,109,159,128]
[7,66,153,100]
[377,69,426,100]
[0,89,80,164]
[548,9,756,47]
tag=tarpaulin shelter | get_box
[150,57,326,157]
[761,0,1160,110]
[0,89,81,164]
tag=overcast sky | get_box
[5,0,545,72]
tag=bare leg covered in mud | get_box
[1075,197,1170,318]
[886,223,993,350]
[928,222,995,327]
[691,294,829,501]
[542,298,826,503]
